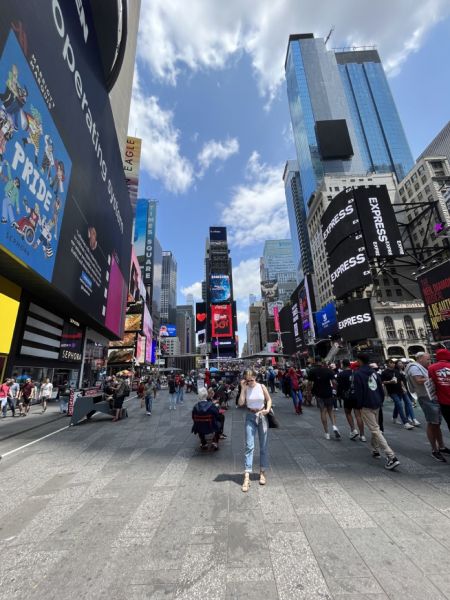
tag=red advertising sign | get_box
[273,305,280,332]
[211,304,233,338]
[67,388,75,417]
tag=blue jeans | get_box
[291,390,302,410]
[169,393,176,409]
[244,413,269,472]
[176,387,184,404]
[392,392,416,422]
[145,394,152,412]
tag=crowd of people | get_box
[0,376,54,417]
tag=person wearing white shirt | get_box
[238,369,272,492]
[40,378,53,413]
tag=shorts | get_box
[418,396,441,425]
[114,397,125,410]
[343,397,358,411]
[316,397,334,410]
[22,397,31,406]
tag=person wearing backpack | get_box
[112,376,127,422]
[354,353,400,470]
[337,359,365,442]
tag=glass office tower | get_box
[336,49,414,182]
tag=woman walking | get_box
[238,369,272,492]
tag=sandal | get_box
[259,472,266,486]
[242,473,250,492]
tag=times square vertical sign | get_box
[143,201,156,285]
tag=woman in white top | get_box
[238,368,272,492]
[40,378,53,413]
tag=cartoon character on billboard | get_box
[0,106,15,160]
[0,159,20,225]
[33,213,57,257]
[22,105,42,165]
[15,197,39,244]
[51,159,65,195]
[40,134,54,179]
[0,64,28,130]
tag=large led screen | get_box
[336,299,377,342]
[315,303,338,338]
[321,190,359,255]
[0,3,133,338]
[210,274,231,304]
[418,261,450,341]
[328,234,371,299]
[211,304,233,338]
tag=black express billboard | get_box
[321,190,359,255]
[328,234,371,299]
[321,186,404,259]
[0,2,132,338]
[418,261,450,341]
[336,298,377,342]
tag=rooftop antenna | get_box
[325,26,335,45]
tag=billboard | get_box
[136,334,146,364]
[336,299,377,342]
[353,186,404,258]
[59,320,83,362]
[143,303,153,363]
[418,261,450,341]
[128,248,145,303]
[109,331,137,348]
[210,274,231,304]
[159,324,177,337]
[328,234,371,299]
[315,303,338,338]
[261,279,278,301]
[0,3,134,338]
[122,136,141,214]
[321,190,359,255]
[211,304,233,338]
[209,227,227,242]
[107,348,134,364]
[196,302,207,332]
[267,300,284,317]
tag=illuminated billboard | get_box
[122,136,141,214]
[418,261,450,341]
[211,304,233,338]
[210,274,231,304]
[159,324,177,337]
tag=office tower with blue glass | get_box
[284,34,414,274]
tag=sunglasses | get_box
[246,379,255,382]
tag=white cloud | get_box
[232,257,261,301]
[197,138,239,176]
[181,281,203,299]
[129,69,194,193]
[138,0,450,101]
[237,310,249,328]
[221,152,290,248]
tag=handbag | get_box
[266,407,280,428]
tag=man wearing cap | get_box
[428,349,450,435]
[406,352,449,462]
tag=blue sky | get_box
[130,0,450,349]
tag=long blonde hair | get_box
[243,369,257,380]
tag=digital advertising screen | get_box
[125,313,142,332]
[321,189,359,256]
[0,3,133,338]
[211,304,233,338]
[353,186,404,258]
[136,334,146,364]
[159,324,176,337]
[315,302,338,338]
[109,331,137,348]
[418,261,450,341]
[328,234,371,299]
[209,227,227,242]
[122,136,141,215]
[59,320,83,362]
[210,274,231,304]
[261,279,278,301]
[143,303,153,363]
[336,299,377,342]
[196,302,207,332]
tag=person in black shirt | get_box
[308,358,341,440]
[168,376,177,411]
[337,359,365,441]
[381,359,414,430]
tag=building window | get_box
[386,289,392,297]
[399,187,405,196]
[384,316,397,340]
[395,289,403,297]
[404,315,417,339]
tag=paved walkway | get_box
[1,391,450,599]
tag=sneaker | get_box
[173,406,176,411]
[360,435,366,442]
[350,430,359,440]
[169,406,172,410]
[146,411,152,415]
[325,433,331,440]
[392,418,400,424]
[372,450,381,459]
[439,447,450,455]
[385,456,400,470]
[1,218,6,224]
[333,428,341,440]
[404,423,414,430]
[432,450,447,463]
[211,443,219,451]
[413,419,421,426]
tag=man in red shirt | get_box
[429,349,450,431]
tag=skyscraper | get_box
[176,304,195,354]
[260,240,297,303]
[283,160,313,278]
[418,121,450,164]
[336,49,414,181]
[161,251,177,324]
